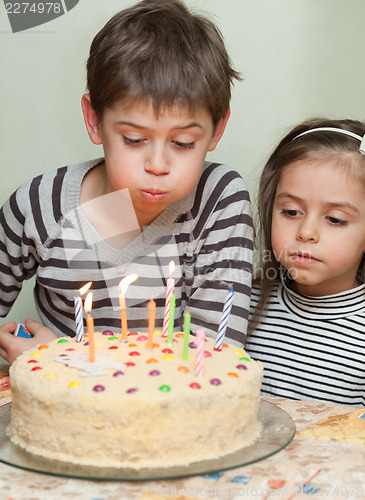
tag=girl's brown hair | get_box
[250,118,365,332]
[86,0,240,128]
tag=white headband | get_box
[292,127,365,156]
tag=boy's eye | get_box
[173,140,195,150]
[327,216,347,226]
[123,136,144,145]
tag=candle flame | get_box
[84,291,93,313]
[79,281,92,296]
[169,260,175,277]
[119,274,139,295]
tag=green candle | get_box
[182,312,191,360]
[167,294,176,346]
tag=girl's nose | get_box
[145,144,170,175]
[296,218,319,243]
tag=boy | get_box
[0,0,253,364]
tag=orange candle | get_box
[84,292,95,362]
[147,298,156,349]
[119,274,139,341]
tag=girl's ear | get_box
[81,94,103,145]
[208,108,231,152]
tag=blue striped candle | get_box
[214,288,234,351]
[74,295,84,342]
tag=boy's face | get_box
[83,97,227,227]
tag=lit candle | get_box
[182,311,191,361]
[119,274,139,341]
[167,293,176,346]
[147,298,156,349]
[195,327,205,376]
[214,288,234,351]
[74,282,92,342]
[162,261,175,338]
[84,291,95,362]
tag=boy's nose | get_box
[296,218,319,243]
[145,145,170,175]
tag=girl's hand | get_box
[0,319,57,365]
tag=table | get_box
[1,370,365,500]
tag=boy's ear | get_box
[81,93,103,145]
[208,108,231,152]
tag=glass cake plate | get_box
[0,400,295,481]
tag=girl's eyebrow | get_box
[276,192,360,213]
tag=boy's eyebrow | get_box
[276,192,360,212]
[114,120,204,130]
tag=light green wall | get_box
[1,0,364,322]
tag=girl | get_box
[246,118,365,407]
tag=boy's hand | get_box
[0,319,57,365]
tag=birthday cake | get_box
[8,330,263,469]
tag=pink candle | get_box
[162,261,175,338]
[195,327,205,377]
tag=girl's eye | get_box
[281,209,301,217]
[123,136,144,146]
[173,140,195,150]
[327,216,347,226]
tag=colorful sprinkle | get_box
[69,381,81,387]
[239,356,251,362]
[210,378,222,386]
[84,341,89,346]
[137,335,148,341]
[103,330,113,335]
[27,359,38,364]
[57,339,69,344]
[125,362,135,367]
[189,342,196,349]
[128,332,138,336]
[146,358,158,364]
[128,343,137,348]
[65,348,75,352]
[178,366,189,373]
[162,354,174,360]
[152,343,160,348]
[236,364,247,370]
[149,370,160,376]
[30,352,41,357]
[176,333,184,338]
[113,371,124,377]
[127,388,137,394]
[162,348,173,354]
[129,351,141,357]
[38,345,49,350]
[44,373,56,378]
[159,385,171,392]
[233,349,244,356]
[153,330,162,336]
[203,351,212,358]
[190,382,201,389]
[227,372,239,378]
[93,385,105,392]
[31,366,42,372]
[108,345,118,350]
[108,336,119,341]
[222,343,229,348]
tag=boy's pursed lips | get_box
[140,189,167,201]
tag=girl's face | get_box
[271,159,365,296]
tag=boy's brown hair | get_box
[86,0,240,128]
